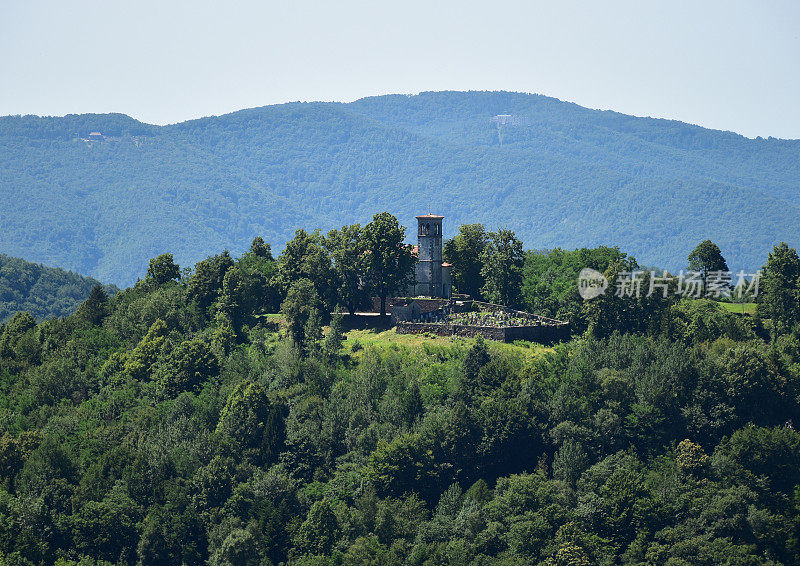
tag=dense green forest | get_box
[2,91,799,285]
[2,213,800,565]
[0,254,116,323]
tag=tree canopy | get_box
[362,212,415,316]
[0,217,799,565]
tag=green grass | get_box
[262,313,555,359]
[343,327,552,359]
[260,313,285,321]
[719,302,757,315]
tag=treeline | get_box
[3,90,800,286]
[448,226,767,339]
[1,217,800,564]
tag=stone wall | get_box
[395,322,570,343]
[370,297,451,314]
[452,325,507,341]
[395,322,455,337]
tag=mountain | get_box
[1,91,798,285]
[0,254,117,323]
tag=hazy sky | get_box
[2,0,799,138]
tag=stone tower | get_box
[414,214,451,298]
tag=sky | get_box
[1,0,799,139]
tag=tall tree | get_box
[187,251,235,315]
[758,242,800,337]
[362,212,415,316]
[146,253,180,285]
[443,223,489,299]
[219,244,280,333]
[521,246,627,330]
[75,284,108,326]
[323,308,345,362]
[249,236,273,260]
[687,240,729,294]
[480,229,524,307]
[280,278,321,350]
[157,338,219,397]
[216,380,282,465]
[581,257,660,338]
[324,224,369,315]
[293,500,339,556]
[278,229,337,312]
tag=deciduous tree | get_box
[480,229,524,307]
[187,251,235,315]
[759,242,800,337]
[325,224,369,315]
[444,224,488,299]
[146,253,181,285]
[279,229,337,311]
[280,278,321,352]
[216,380,282,465]
[688,239,729,293]
[362,212,415,316]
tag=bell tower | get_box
[415,214,444,297]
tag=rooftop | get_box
[416,214,444,219]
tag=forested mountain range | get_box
[0,254,116,323]
[1,90,798,285]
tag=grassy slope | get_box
[343,327,552,359]
[719,302,758,315]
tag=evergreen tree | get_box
[401,380,424,425]
[75,284,108,326]
[303,306,323,358]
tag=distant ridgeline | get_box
[0,254,117,323]
[1,91,799,286]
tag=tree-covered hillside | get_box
[2,215,800,564]
[1,91,799,285]
[0,254,116,323]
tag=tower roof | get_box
[416,214,444,219]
